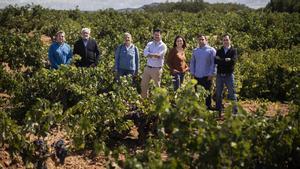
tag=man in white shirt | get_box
[141,29,167,98]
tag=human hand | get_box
[184,67,189,72]
[225,58,231,62]
[153,54,160,58]
[173,69,179,73]
[172,69,179,75]
[149,53,160,58]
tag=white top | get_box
[143,40,167,67]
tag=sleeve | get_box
[114,45,121,72]
[48,45,58,69]
[209,48,216,76]
[66,45,73,64]
[135,46,139,74]
[215,49,220,65]
[231,48,238,63]
[158,43,167,58]
[73,41,79,55]
[94,40,100,65]
[143,42,151,57]
[190,50,195,76]
[166,48,174,72]
[216,49,226,65]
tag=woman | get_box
[166,35,189,90]
[115,32,139,80]
[48,31,72,69]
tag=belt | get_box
[147,65,162,69]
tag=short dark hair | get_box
[223,33,231,39]
[153,28,161,33]
[173,35,187,49]
[197,33,206,39]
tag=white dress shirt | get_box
[143,40,167,67]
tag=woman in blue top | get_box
[115,32,139,80]
[48,31,72,69]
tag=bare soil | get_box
[0,100,291,169]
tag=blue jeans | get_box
[172,72,185,91]
[216,73,237,113]
[195,76,212,109]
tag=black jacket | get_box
[74,38,100,67]
[215,46,237,74]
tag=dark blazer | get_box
[74,38,100,67]
[215,46,237,74]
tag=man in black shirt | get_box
[74,28,100,67]
[215,34,238,115]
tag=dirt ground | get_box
[240,100,290,116]
[0,99,291,169]
[0,34,294,168]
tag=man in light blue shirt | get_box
[190,34,216,109]
[141,29,167,98]
[48,31,72,69]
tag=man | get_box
[115,32,139,80]
[74,28,100,67]
[48,31,72,69]
[190,34,216,110]
[215,34,238,115]
[141,29,167,98]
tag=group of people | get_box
[48,28,100,69]
[48,28,238,115]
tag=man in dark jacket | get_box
[74,28,100,67]
[215,34,238,115]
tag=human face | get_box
[81,31,90,40]
[198,36,207,47]
[223,35,231,48]
[153,31,161,42]
[124,35,132,46]
[176,37,184,48]
[56,33,65,44]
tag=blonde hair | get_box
[56,30,65,37]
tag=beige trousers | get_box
[141,66,163,98]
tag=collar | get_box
[55,42,64,46]
[124,43,133,48]
[153,40,162,45]
[199,44,209,49]
[224,46,231,50]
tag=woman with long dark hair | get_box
[166,35,189,90]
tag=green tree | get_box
[266,0,300,13]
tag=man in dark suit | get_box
[215,34,238,116]
[74,28,100,67]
